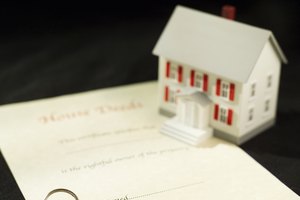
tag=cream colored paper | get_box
[0,82,298,200]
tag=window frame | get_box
[166,61,183,83]
[220,81,230,99]
[264,99,270,113]
[190,70,208,92]
[266,73,273,89]
[250,82,256,98]
[219,107,228,123]
[164,86,181,104]
[248,107,254,122]
[214,105,233,126]
[195,71,204,90]
[169,63,178,81]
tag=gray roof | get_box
[153,5,287,83]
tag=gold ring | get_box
[44,188,79,200]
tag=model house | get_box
[152,5,287,145]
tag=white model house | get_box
[152,5,288,145]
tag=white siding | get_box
[158,56,242,138]
[208,74,241,137]
[158,57,180,114]
[239,40,281,136]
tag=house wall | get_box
[158,56,177,115]
[158,56,243,138]
[239,40,281,137]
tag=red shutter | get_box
[164,86,169,102]
[229,83,235,101]
[216,79,221,96]
[190,70,195,86]
[214,104,219,120]
[203,74,208,92]
[178,66,183,83]
[227,109,233,125]
[166,61,170,78]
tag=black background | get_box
[0,1,299,199]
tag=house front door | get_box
[183,99,200,128]
[178,94,211,129]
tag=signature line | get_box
[128,182,203,200]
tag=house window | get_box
[170,65,177,80]
[265,99,270,112]
[213,104,233,126]
[251,83,256,97]
[221,82,230,98]
[248,108,254,121]
[267,74,272,88]
[164,86,180,104]
[165,61,177,80]
[190,70,208,92]
[195,72,203,88]
[216,79,235,101]
[220,107,227,123]
[166,61,183,83]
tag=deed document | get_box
[0,82,298,200]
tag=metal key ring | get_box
[44,188,79,200]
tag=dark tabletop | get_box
[0,1,299,199]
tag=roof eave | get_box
[270,33,288,64]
